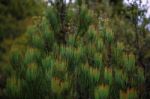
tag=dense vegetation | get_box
[0,0,149,99]
[0,0,44,40]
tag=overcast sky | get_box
[123,0,150,18]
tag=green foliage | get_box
[51,77,69,94]
[26,63,38,82]
[42,56,54,70]
[120,89,138,99]
[86,27,97,42]
[31,34,45,49]
[41,18,55,48]
[104,67,113,85]
[95,84,109,99]
[24,48,41,65]
[136,67,145,85]
[6,75,22,98]
[123,53,136,72]
[96,38,104,52]
[112,42,124,66]
[4,1,145,99]
[0,0,44,40]
[46,7,60,34]
[114,69,127,87]
[10,51,22,70]
[80,63,100,84]
[127,89,138,99]
[67,34,76,46]
[78,5,93,36]
[94,53,103,68]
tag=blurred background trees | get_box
[0,0,44,40]
[0,0,45,60]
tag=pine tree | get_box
[5,1,145,99]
